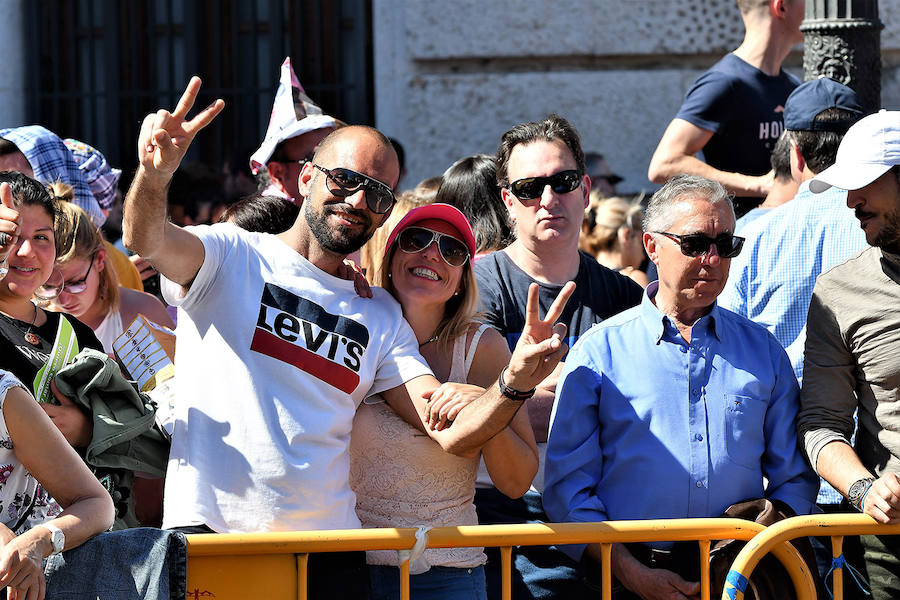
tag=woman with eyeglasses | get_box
[350,204,538,600]
[48,183,173,353]
[0,173,104,450]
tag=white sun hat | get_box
[249,57,339,174]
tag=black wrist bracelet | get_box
[498,367,535,402]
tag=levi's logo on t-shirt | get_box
[252,283,369,394]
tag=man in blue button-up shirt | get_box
[544,174,818,599]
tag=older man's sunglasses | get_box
[508,170,582,200]
[313,164,396,214]
[654,231,745,258]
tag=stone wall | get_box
[374,0,900,194]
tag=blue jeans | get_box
[369,564,487,600]
[44,527,186,600]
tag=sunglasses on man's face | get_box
[507,169,582,200]
[397,226,470,267]
[654,231,745,259]
[313,164,396,214]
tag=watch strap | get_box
[848,477,876,512]
[39,522,65,555]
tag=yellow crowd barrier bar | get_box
[297,553,308,600]
[723,513,900,600]
[186,518,814,600]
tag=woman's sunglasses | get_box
[313,164,396,214]
[397,227,470,267]
[653,231,744,258]
[507,169,582,200]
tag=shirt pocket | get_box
[724,394,767,470]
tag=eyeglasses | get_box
[654,231,744,259]
[313,164,396,214]
[507,170,582,200]
[37,253,96,298]
[61,255,97,294]
[272,152,314,168]
[397,227,470,267]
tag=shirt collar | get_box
[882,247,900,267]
[880,247,900,283]
[641,280,722,343]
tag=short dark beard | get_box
[303,197,375,256]
[873,202,900,253]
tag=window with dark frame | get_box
[26,0,374,185]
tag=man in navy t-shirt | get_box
[474,114,642,599]
[648,0,804,215]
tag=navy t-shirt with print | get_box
[676,53,799,179]
[474,250,643,353]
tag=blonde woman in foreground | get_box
[351,204,538,600]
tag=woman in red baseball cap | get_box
[350,203,538,600]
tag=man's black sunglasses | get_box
[507,170,582,200]
[654,231,745,259]
[313,164,396,214]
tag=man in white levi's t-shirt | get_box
[122,78,574,599]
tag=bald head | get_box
[313,126,400,188]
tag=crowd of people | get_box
[0,1,896,599]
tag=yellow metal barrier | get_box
[723,513,900,600]
[186,518,816,600]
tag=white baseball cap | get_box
[810,110,900,193]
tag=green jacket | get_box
[54,348,170,477]
[54,349,171,528]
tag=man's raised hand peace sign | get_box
[138,76,224,177]
[504,281,576,393]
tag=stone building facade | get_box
[374,0,900,193]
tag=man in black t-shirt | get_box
[474,114,642,599]
[648,0,805,215]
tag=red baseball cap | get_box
[384,203,477,264]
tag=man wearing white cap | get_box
[798,110,900,598]
[249,57,339,205]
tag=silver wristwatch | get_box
[847,477,876,512]
[39,522,65,555]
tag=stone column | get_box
[801,0,883,112]
[0,0,26,127]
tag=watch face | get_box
[848,478,874,508]
[50,528,64,553]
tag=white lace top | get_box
[349,325,490,569]
[0,371,61,533]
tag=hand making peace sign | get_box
[138,76,225,177]
[503,281,575,393]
